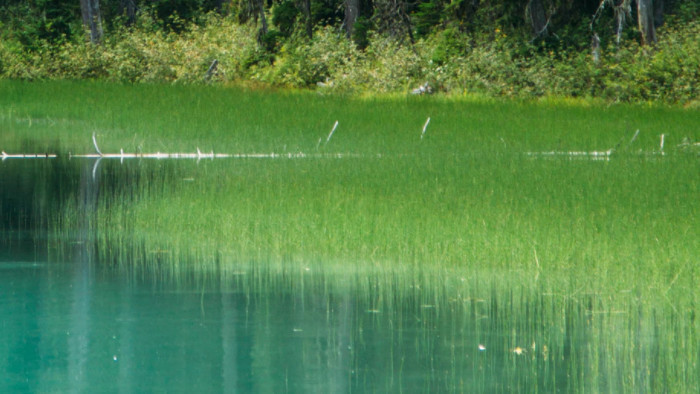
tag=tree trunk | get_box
[527,0,549,38]
[398,0,415,44]
[257,0,268,37]
[80,0,103,44]
[637,0,657,45]
[303,0,312,39]
[653,0,664,27]
[344,0,360,38]
[120,0,136,26]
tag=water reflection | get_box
[3,255,687,392]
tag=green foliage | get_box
[150,0,220,31]
[413,0,443,38]
[672,0,700,23]
[253,26,356,87]
[0,0,80,49]
[271,0,299,36]
[259,29,285,52]
[0,3,698,104]
[427,26,467,65]
[351,16,372,49]
[310,0,343,26]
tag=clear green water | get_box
[1,155,697,393]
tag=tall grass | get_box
[1,80,698,155]
[2,82,696,292]
[78,154,697,303]
[2,81,698,391]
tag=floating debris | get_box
[512,347,525,355]
[525,149,613,161]
[3,130,684,168]
[478,344,486,351]
[2,151,57,160]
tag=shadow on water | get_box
[1,142,697,392]
[1,140,71,261]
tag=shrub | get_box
[0,11,696,104]
[253,26,357,87]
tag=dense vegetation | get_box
[0,0,698,102]
[2,80,697,299]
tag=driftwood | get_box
[3,131,688,167]
[411,82,433,95]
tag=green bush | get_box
[253,26,357,87]
[0,11,696,104]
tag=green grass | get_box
[1,80,698,155]
[2,80,697,294]
[2,80,698,391]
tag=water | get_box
[0,256,590,393]
[1,157,696,393]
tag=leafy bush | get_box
[0,11,696,104]
[253,26,357,87]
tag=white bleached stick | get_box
[629,129,640,145]
[420,117,431,140]
[92,132,103,156]
[326,121,339,144]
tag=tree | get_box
[80,0,103,43]
[372,0,414,43]
[526,0,549,39]
[591,0,632,45]
[257,0,269,37]
[302,0,313,39]
[344,0,360,38]
[637,0,657,45]
[120,0,136,26]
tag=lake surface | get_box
[1,156,697,393]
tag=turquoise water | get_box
[0,249,545,393]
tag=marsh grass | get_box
[3,81,698,391]
[51,152,697,319]
[3,81,695,296]
[1,80,698,155]
[3,81,690,298]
